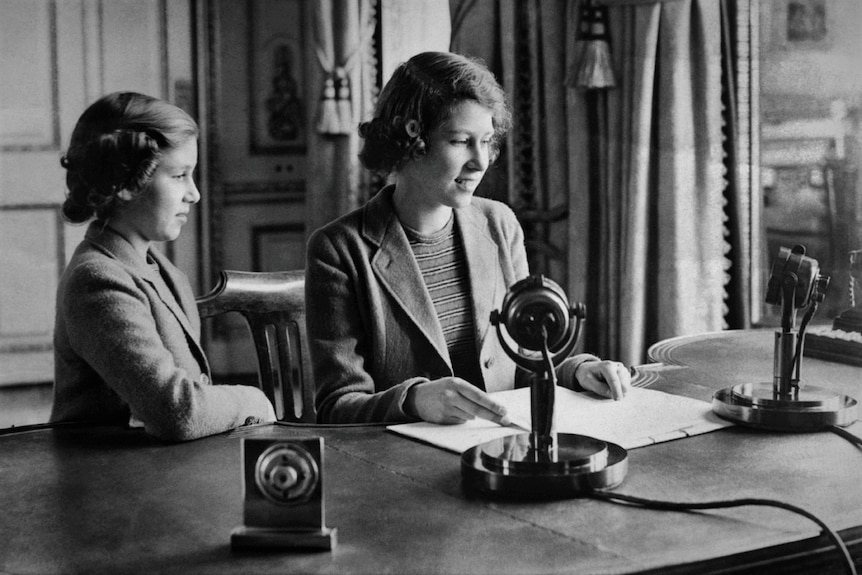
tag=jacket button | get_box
[484,357,495,368]
[200,374,210,385]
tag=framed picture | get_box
[769,0,832,50]
[248,0,306,154]
[252,224,305,272]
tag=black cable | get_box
[792,300,818,382]
[588,490,856,575]
[831,425,862,449]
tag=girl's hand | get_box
[574,361,632,400]
[406,377,512,426]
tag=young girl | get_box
[306,52,631,424]
[51,92,275,441]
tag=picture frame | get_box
[248,0,306,154]
[768,0,833,51]
[252,224,305,272]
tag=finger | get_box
[447,402,509,426]
[463,399,512,426]
[454,382,508,416]
[454,385,511,426]
[617,364,633,393]
[600,365,625,401]
[439,414,471,425]
[438,403,473,425]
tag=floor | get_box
[0,383,53,429]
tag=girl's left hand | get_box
[574,360,632,400]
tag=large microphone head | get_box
[765,244,828,309]
[498,275,573,352]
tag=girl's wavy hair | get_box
[60,91,198,223]
[358,51,512,177]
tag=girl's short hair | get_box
[358,51,511,177]
[60,91,198,223]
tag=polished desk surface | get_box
[2,330,861,575]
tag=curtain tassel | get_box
[315,74,342,135]
[567,3,616,90]
[334,67,354,134]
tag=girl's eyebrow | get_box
[440,128,494,137]
[162,161,196,170]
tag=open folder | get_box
[387,386,734,454]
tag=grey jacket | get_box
[306,186,595,424]
[51,222,274,441]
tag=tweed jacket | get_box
[306,186,597,424]
[51,222,274,441]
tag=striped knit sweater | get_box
[404,216,484,389]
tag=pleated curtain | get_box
[452,0,742,365]
[306,0,378,238]
[306,0,454,238]
[600,0,730,365]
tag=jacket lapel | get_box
[455,207,500,347]
[146,249,200,337]
[141,252,210,375]
[85,223,210,375]
[363,188,451,366]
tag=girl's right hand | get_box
[405,377,512,426]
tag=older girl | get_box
[307,52,631,424]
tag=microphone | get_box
[490,275,585,449]
[491,274,585,377]
[461,274,628,498]
[713,245,857,431]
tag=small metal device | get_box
[231,437,336,550]
[461,274,627,498]
[832,248,862,333]
[804,248,862,365]
[713,245,858,430]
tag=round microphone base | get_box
[712,382,858,431]
[461,433,627,499]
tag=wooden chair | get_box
[196,270,314,423]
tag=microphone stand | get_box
[529,326,560,461]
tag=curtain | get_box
[307,0,453,237]
[498,0,579,288]
[452,0,739,365]
[719,0,752,331]
[306,0,378,238]
[596,0,729,365]
[451,0,587,309]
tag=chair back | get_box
[196,270,314,423]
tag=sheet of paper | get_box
[387,386,734,453]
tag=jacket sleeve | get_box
[61,261,275,441]
[306,228,420,424]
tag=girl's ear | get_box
[117,189,135,201]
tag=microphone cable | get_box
[831,425,862,449]
[587,490,857,575]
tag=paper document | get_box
[387,386,734,453]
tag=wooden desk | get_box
[2,330,861,574]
